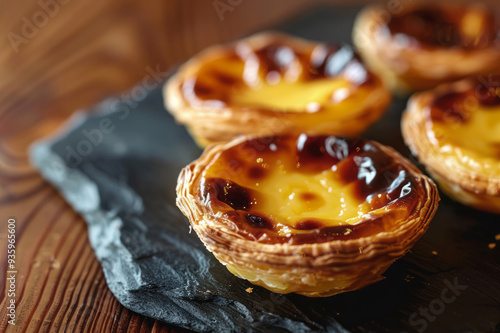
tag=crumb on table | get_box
[404,274,414,282]
[246,287,253,293]
[431,250,438,255]
[488,243,496,249]
[495,233,500,241]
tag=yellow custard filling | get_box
[183,37,376,114]
[199,134,420,241]
[426,95,500,176]
[204,159,370,232]
[233,79,351,112]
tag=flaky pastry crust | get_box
[165,32,391,147]
[176,134,439,296]
[402,78,500,213]
[353,3,500,94]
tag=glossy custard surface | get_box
[199,134,421,244]
[425,77,500,176]
[183,41,375,113]
[386,5,499,49]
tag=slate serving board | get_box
[30,6,500,333]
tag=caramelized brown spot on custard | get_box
[253,43,297,74]
[294,219,324,230]
[306,44,372,85]
[211,71,239,86]
[351,156,417,206]
[192,82,214,98]
[300,192,318,202]
[387,5,499,49]
[296,134,361,173]
[430,91,472,123]
[202,178,258,211]
[424,76,500,162]
[181,36,375,107]
[200,134,423,244]
[336,155,359,184]
[247,166,267,180]
[429,75,500,123]
[252,43,372,85]
[307,44,340,79]
[245,214,274,229]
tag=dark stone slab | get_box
[30,6,500,333]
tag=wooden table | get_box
[0,0,343,331]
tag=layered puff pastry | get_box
[177,133,439,297]
[402,77,500,214]
[165,32,391,147]
[353,2,500,94]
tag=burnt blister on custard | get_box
[200,178,259,211]
[386,5,499,49]
[428,75,500,124]
[198,134,422,245]
[185,42,375,109]
[429,91,473,123]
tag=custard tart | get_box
[165,32,391,147]
[177,133,439,296]
[402,77,500,214]
[353,3,500,93]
